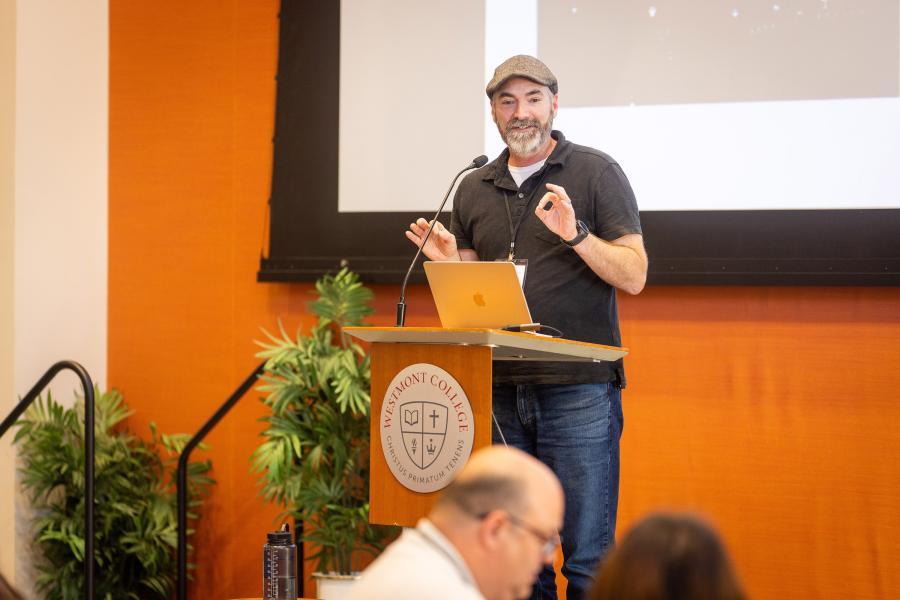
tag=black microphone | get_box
[397,155,489,327]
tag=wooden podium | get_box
[344,327,627,527]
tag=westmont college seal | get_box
[380,363,475,493]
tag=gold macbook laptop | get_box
[423,261,533,329]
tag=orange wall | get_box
[110,2,900,598]
[617,287,900,599]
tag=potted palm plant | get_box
[252,268,395,599]
[14,388,214,599]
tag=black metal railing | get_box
[177,361,303,600]
[0,360,95,599]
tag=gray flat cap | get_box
[485,55,558,99]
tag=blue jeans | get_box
[491,383,623,600]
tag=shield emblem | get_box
[399,401,448,469]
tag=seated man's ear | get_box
[478,510,510,551]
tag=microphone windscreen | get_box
[472,155,489,168]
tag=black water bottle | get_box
[263,523,297,599]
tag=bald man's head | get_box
[430,446,564,600]
[434,446,560,518]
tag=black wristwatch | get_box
[561,220,590,247]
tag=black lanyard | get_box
[503,172,547,261]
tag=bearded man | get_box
[406,54,647,600]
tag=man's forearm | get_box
[571,234,647,295]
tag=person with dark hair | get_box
[590,513,747,600]
[349,446,565,600]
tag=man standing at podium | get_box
[406,54,647,599]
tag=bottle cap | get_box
[267,523,294,546]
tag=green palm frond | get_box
[13,387,215,599]
[253,268,396,574]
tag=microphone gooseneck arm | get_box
[396,155,489,327]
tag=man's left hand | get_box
[535,183,578,241]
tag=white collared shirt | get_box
[347,518,485,600]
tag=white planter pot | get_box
[313,572,361,600]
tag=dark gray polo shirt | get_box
[450,130,642,385]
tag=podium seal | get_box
[380,363,475,493]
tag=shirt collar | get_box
[415,518,479,589]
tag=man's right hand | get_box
[405,218,460,261]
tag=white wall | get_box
[3,0,108,594]
[1,0,17,588]
[14,1,108,392]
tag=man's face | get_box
[495,497,564,599]
[491,77,558,157]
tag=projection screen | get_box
[259,0,900,284]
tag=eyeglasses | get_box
[477,511,561,558]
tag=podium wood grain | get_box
[369,343,493,526]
